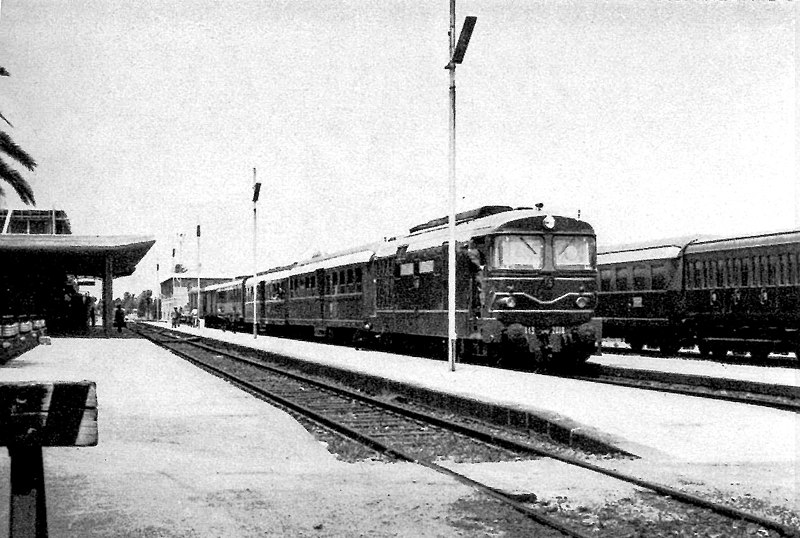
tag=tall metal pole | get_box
[447,0,457,372]
[196,222,201,327]
[252,167,258,339]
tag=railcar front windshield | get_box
[492,235,545,269]
[554,235,594,270]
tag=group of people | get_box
[171,306,199,328]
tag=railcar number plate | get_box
[524,326,565,335]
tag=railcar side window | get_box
[554,236,593,270]
[615,267,630,292]
[400,262,414,276]
[355,267,363,291]
[492,235,544,269]
[600,269,612,292]
[694,261,703,289]
[419,260,435,273]
[651,264,667,290]
[633,266,647,290]
[768,256,777,286]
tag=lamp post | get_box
[446,6,477,372]
[252,167,261,339]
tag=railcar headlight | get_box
[497,296,517,308]
[576,296,589,308]
[543,215,555,229]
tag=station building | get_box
[159,274,233,321]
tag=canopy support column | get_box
[103,256,113,337]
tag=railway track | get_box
[575,363,800,412]
[133,323,799,538]
[600,343,800,368]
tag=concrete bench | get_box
[0,381,97,537]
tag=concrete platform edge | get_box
[214,338,640,458]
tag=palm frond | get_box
[0,155,35,205]
[0,111,13,128]
[0,131,36,170]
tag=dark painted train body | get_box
[596,230,800,360]
[198,206,599,369]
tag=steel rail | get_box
[135,325,592,538]
[135,324,800,538]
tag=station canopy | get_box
[0,234,155,278]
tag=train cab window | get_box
[492,235,544,270]
[615,267,630,291]
[651,264,668,290]
[400,262,414,276]
[419,260,435,274]
[600,269,612,292]
[554,236,593,270]
[633,266,647,290]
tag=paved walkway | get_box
[0,335,475,537]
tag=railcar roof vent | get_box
[409,205,513,234]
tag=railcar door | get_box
[316,268,326,328]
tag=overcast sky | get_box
[0,0,795,296]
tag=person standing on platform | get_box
[114,304,126,333]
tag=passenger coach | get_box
[597,229,800,360]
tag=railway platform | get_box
[146,322,799,513]
[1,326,796,535]
[0,332,478,536]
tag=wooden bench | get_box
[0,381,97,538]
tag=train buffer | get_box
[0,380,97,537]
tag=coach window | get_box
[686,262,694,290]
[651,264,667,290]
[715,260,724,288]
[767,256,777,286]
[355,267,363,292]
[310,275,316,292]
[419,260,435,274]
[726,259,733,287]
[600,269,612,292]
[615,267,630,292]
[400,262,414,276]
[332,271,339,294]
[779,254,788,285]
[744,258,753,286]
[339,270,346,293]
[346,268,354,292]
[633,265,647,290]
[694,261,703,289]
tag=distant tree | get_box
[137,290,152,318]
[0,66,37,205]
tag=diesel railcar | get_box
[596,230,800,361]
[201,205,599,369]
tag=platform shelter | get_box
[0,234,154,335]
